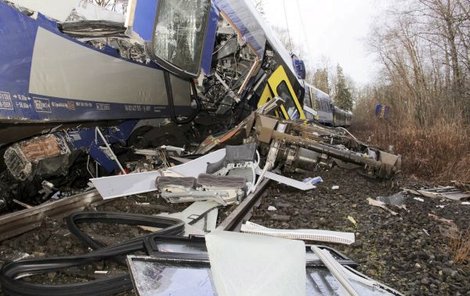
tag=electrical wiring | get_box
[0,212,184,296]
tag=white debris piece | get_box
[241,221,355,245]
[267,206,277,211]
[256,168,316,191]
[206,231,306,296]
[414,197,425,202]
[91,171,161,200]
[331,185,339,190]
[91,149,226,199]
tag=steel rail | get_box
[217,178,270,231]
[0,190,102,241]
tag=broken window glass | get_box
[276,81,299,119]
[127,256,216,296]
[153,0,210,77]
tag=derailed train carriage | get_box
[0,0,315,210]
[303,83,352,127]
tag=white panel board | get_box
[91,171,161,200]
[206,231,306,296]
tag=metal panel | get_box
[30,28,189,106]
[91,171,161,200]
[132,0,159,41]
[0,2,192,123]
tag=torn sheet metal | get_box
[206,231,306,296]
[91,171,161,200]
[165,149,226,178]
[414,186,470,201]
[214,0,295,77]
[241,221,355,245]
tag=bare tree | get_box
[367,0,469,126]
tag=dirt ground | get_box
[0,166,469,295]
[251,166,470,295]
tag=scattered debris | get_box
[377,192,408,211]
[254,114,401,179]
[257,169,317,191]
[303,176,323,185]
[347,216,358,227]
[332,185,340,190]
[267,206,277,211]
[269,214,291,222]
[413,197,425,202]
[405,186,470,201]
[367,198,399,216]
[428,213,456,226]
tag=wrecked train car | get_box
[0,0,310,210]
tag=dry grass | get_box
[351,100,470,183]
[449,229,470,264]
[434,213,470,264]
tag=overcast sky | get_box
[261,0,390,85]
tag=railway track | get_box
[0,179,270,242]
[0,190,102,241]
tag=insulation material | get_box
[9,0,79,22]
[205,231,306,296]
[71,2,125,22]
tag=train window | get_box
[304,88,312,108]
[276,81,298,119]
[152,0,211,78]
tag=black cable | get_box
[188,205,223,226]
[0,212,184,296]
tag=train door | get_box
[258,65,306,120]
[302,84,318,120]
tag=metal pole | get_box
[95,127,126,174]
